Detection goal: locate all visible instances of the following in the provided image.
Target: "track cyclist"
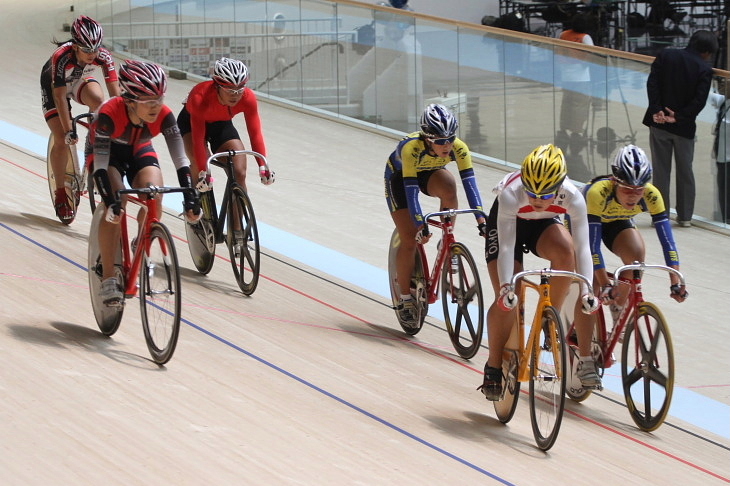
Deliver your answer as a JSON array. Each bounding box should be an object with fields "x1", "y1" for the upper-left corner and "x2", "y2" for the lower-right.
[
  {"x1": 41, "y1": 15, "x2": 120, "y2": 222},
  {"x1": 582, "y1": 144, "x2": 688, "y2": 323},
  {"x1": 479, "y1": 144, "x2": 599, "y2": 400},
  {"x1": 177, "y1": 57, "x2": 274, "y2": 194},
  {"x1": 90, "y1": 60, "x2": 200, "y2": 305},
  {"x1": 384, "y1": 103, "x2": 487, "y2": 329}
]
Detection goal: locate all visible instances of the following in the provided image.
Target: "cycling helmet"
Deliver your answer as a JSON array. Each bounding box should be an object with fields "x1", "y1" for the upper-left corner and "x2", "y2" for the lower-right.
[
  {"x1": 212, "y1": 58, "x2": 250, "y2": 89},
  {"x1": 119, "y1": 60, "x2": 167, "y2": 99},
  {"x1": 71, "y1": 16, "x2": 103, "y2": 50},
  {"x1": 521, "y1": 144, "x2": 567, "y2": 195},
  {"x1": 612, "y1": 144, "x2": 652, "y2": 186},
  {"x1": 419, "y1": 103, "x2": 458, "y2": 138}
]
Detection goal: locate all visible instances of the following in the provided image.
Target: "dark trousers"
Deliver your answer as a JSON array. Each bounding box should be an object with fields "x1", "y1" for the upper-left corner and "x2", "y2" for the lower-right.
[
  {"x1": 649, "y1": 126, "x2": 696, "y2": 221},
  {"x1": 718, "y1": 162, "x2": 730, "y2": 222}
]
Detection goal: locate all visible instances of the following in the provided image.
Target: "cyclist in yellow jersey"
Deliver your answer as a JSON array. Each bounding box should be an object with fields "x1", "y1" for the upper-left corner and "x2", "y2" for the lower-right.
[
  {"x1": 384, "y1": 104, "x2": 487, "y2": 328},
  {"x1": 582, "y1": 145, "x2": 688, "y2": 316}
]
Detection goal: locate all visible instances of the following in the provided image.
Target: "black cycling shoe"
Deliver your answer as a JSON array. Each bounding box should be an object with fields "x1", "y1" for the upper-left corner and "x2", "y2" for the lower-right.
[{"x1": 478, "y1": 365, "x2": 503, "y2": 401}]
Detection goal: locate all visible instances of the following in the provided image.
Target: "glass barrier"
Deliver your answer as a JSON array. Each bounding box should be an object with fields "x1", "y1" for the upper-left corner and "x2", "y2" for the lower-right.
[{"x1": 75, "y1": 0, "x2": 729, "y2": 228}]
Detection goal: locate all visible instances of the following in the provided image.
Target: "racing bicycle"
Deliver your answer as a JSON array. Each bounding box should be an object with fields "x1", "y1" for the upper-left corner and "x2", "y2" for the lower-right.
[
  {"x1": 184, "y1": 150, "x2": 270, "y2": 296},
  {"x1": 563, "y1": 262, "x2": 685, "y2": 431},
  {"x1": 88, "y1": 185, "x2": 196, "y2": 364},
  {"x1": 387, "y1": 208, "x2": 487, "y2": 359},
  {"x1": 491, "y1": 269, "x2": 593, "y2": 451}
]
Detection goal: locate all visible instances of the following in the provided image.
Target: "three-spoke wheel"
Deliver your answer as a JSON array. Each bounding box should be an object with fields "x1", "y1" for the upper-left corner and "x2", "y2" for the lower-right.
[{"x1": 621, "y1": 302, "x2": 674, "y2": 432}]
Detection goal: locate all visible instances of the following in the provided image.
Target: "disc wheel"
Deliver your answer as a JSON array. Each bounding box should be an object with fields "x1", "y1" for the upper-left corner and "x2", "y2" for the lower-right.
[
  {"x1": 87, "y1": 205, "x2": 124, "y2": 335},
  {"x1": 227, "y1": 186, "x2": 260, "y2": 295},
  {"x1": 185, "y1": 190, "x2": 216, "y2": 274},
  {"x1": 529, "y1": 306, "x2": 567, "y2": 451},
  {"x1": 493, "y1": 350, "x2": 521, "y2": 423},
  {"x1": 441, "y1": 242, "x2": 484, "y2": 359},
  {"x1": 140, "y1": 222, "x2": 182, "y2": 365},
  {"x1": 387, "y1": 229, "x2": 427, "y2": 335},
  {"x1": 621, "y1": 302, "x2": 674, "y2": 432}
]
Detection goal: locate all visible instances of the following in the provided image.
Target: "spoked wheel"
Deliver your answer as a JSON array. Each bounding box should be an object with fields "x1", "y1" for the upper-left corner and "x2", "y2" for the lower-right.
[
  {"x1": 494, "y1": 350, "x2": 521, "y2": 423},
  {"x1": 387, "y1": 229, "x2": 428, "y2": 335},
  {"x1": 621, "y1": 302, "x2": 674, "y2": 432},
  {"x1": 529, "y1": 306, "x2": 567, "y2": 451},
  {"x1": 227, "y1": 186, "x2": 260, "y2": 295},
  {"x1": 185, "y1": 191, "x2": 216, "y2": 274},
  {"x1": 140, "y1": 222, "x2": 182, "y2": 365},
  {"x1": 87, "y1": 205, "x2": 124, "y2": 335},
  {"x1": 47, "y1": 135, "x2": 80, "y2": 225},
  {"x1": 564, "y1": 315, "x2": 602, "y2": 403},
  {"x1": 441, "y1": 242, "x2": 484, "y2": 359}
]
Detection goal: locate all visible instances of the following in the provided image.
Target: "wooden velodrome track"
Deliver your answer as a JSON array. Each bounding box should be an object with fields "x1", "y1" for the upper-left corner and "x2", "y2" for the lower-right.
[{"x1": 1, "y1": 1, "x2": 728, "y2": 484}]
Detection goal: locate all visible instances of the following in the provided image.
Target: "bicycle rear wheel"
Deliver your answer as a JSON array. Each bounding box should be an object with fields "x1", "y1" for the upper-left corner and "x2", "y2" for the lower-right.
[
  {"x1": 493, "y1": 350, "x2": 521, "y2": 423},
  {"x1": 387, "y1": 229, "x2": 428, "y2": 335},
  {"x1": 140, "y1": 222, "x2": 182, "y2": 365},
  {"x1": 87, "y1": 205, "x2": 124, "y2": 335},
  {"x1": 441, "y1": 242, "x2": 484, "y2": 359},
  {"x1": 185, "y1": 190, "x2": 216, "y2": 274},
  {"x1": 621, "y1": 302, "x2": 674, "y2": 432},
  {"x1": 227, "y1": 186, "x2": 260, "y2": 295},
  {"x1": 47, "y1": 135, "x2": 80, "y2": 224},
  {"x1": 529, "y1": 305, "x2": 567, "y2": 451}
]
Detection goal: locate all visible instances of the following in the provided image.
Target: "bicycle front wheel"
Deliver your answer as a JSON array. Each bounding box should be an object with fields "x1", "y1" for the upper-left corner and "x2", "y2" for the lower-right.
[
  {"x1": 227, "y1": 186, "x2": 260, "y2": 295},
  {"x1": 140, "y1": 222, "x2": 182, "y2": 365},
  {"x1": 441, "y1": 242, "x2": 484, "y2": 359},
  {"x1": 387, "y1": 229, "x2": 428, "y2": 335},
  {"x1": 494, "y1": 350, "x2": 521, "y2": 423},
  {"x1": 529, "y1": 305, "x2": 567, "y2": 451},
  {"x1": 87, "y1": 205, "x2": 124, "y2": 335},
  {"x1": 621, "y1": 302, "x2": 674, "y2": 432}
]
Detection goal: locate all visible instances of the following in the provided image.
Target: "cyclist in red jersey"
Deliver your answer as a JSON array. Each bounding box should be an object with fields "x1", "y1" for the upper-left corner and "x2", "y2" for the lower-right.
[
  {"x1": 90, "y1": 60, "x2": 200, "y2": 305},
  {"x1": 177, "y1": 57, "x2": 274, "y2": 194},
  {"x1": 41, "y1": 16, "x2": 120, "y2": 222}
]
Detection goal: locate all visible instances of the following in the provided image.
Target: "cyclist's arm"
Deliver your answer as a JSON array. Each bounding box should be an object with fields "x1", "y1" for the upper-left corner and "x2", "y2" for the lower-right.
[
  {"x1": 91, "y1": 112, "x2": 116, "y2": 208},
  {"x1": 645, "y1": 184, "x2": 680, "y2": 272},
  {"x1": 239, "y1": 90, "x2": 267, "y2": 165},
  {"x1": 496, "y1": 190, "x2": 519, "y2": 288},
  {"x1": 159, "y1": 109, "x2": 189, "y2": 171},
  {"x1": 453, "y1": 141, "x2": 485, "y2": 221},
  {"x1": 52, "y1": 85, "x2": 73, "y2": 134},
  {"x1": 97, "y1": 48, "x2": 121, "y2": 97},
  {"x1": 566, "y1": 187, "x2": 593, "y2": 293},
  {"x1": 186, "y1": 88, "x2": 211, "y2": 172}
]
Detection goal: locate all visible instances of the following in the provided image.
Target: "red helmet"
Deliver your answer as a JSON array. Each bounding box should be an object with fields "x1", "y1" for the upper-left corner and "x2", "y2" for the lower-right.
[
  {"x1": 71, "y1": 16, "x2": 103, "y2": 50},
  {"x1": 119, "y1": 60, "x2": 167, "y2": 99}
]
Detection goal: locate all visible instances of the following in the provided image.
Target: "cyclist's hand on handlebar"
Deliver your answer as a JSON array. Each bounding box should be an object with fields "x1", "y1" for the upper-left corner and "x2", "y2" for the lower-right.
[
  {"x1": 477, "y1": 222, "x2": 488, "y2": 238},
  {"x1": 104, "y1": 202, "x2": 123, "y2": 224},
  {"x1": 64, "y1": 130, "x2": 78, "y2": 145},
  {"x1": 581, "y1": 293, "x2": 599, "y2": 314},
  {"x1": 196, "y1": 170, "x2": 213, "y2": 192},
  {"x1": 497, "y1": 284, "x2": 517, "y2": 311},
  {"x1": 259, "y1": 168, "x2": 275, "y2": 185},
  {"x1": 599, "y1": 284, "x2": 615, "y2": 304},
  {"x1": 415, "y1": 225, "x2": 431, "y2": 244},
  {"x1": 670, "y1": 284, "x2": 688, "y2": 303}
]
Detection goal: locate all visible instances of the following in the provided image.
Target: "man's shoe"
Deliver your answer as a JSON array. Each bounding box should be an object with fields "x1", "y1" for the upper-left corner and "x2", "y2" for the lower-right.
[
  {"x1": 677, "y1": 220, "x2": 691, "y2": 228},
  {"x1": 478, "y1": 365, "x2": 503, "y2": 401},
  {"x1": 101, "y1": 277, "x2": 123, "y2": 306},
  {"x1": 577, "y1": 359, "x2": 603, "y2": 390}
]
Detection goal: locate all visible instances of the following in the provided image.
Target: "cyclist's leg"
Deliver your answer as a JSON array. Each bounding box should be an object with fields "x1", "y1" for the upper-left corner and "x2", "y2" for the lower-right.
[
  {"x1": 424, "y1": 167, "x2": 458, "y2": 211},
  {"x1": 99, "y1": 167, "x2": 125, "y2": 281},
  {"x1": 391, "y1": 209, "x2": 418, "y2": 298},
  {"x1": 46, "y1": 116, "x2": 70, "y2": 193},
  {"x1": 129, "y1": 147, "x2": 164, "y2": 220},
  {"x1": 607, "y1": 224, "x2": 645, "y2": 305},
  {"x1": 75, "y1": 78, "x2": 105, "y2": 112},
  {"x1": 209, "y1": 121, "x2": 247, "y2": 190},
  {"x1": 485, "y1": 258, "x2": 521, "y2": 370}
]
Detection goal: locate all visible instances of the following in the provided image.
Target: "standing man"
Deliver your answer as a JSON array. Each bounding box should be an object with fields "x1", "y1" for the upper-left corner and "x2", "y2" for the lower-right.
[{"x1": 642, "y1": 30, "x2": 718, "y2": 227}]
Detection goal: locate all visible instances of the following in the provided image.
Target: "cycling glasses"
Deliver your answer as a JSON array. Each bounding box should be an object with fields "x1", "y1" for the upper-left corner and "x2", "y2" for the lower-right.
[
  {"x1": 616, "y1": 182, "x2": 645, "y2": 195},
  {"x1": 524, "y1": 188, "x2": 557, "y2": 200},
  {"x1": 426, "y1": 135, "x2": 456, "y2": 145},
  {"x1": 219, "y1": 86, "x2": 246, "y2": 95},
  {"x1": 77, "y1": 45, "x2": 99, "y2": 54},
  {"x1": 135, "y1": 96, "x2": 165, "y2": 107}
]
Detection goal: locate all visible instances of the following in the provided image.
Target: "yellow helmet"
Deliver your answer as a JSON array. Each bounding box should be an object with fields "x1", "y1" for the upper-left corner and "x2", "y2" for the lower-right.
[{"x1": 520, "y1": 144, "x2": 567, "y2": 195}]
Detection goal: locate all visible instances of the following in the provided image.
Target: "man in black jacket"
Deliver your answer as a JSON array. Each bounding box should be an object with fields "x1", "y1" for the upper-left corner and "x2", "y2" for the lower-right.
[{"x1": 642, "y1": 30, "x2": 718, "y2": 227}]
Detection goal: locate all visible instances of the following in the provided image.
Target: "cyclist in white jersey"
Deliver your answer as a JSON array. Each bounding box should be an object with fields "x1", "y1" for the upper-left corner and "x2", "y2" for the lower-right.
[{"x1": 478, "y1": 144, "x2": 599, "y2": 401}]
